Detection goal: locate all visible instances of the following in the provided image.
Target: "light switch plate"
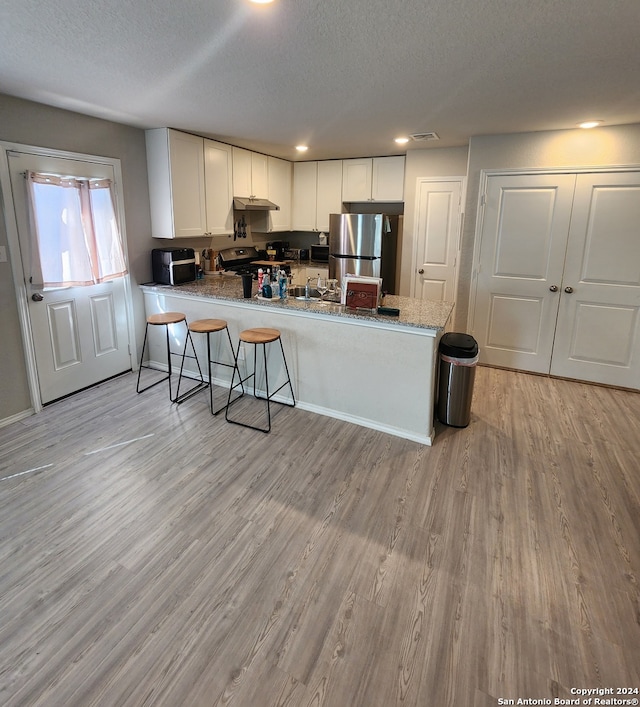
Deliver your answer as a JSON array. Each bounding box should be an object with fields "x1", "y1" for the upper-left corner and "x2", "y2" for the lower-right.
[{"x1": 0, "y1": 246, "x2": 7, "y2": 263}]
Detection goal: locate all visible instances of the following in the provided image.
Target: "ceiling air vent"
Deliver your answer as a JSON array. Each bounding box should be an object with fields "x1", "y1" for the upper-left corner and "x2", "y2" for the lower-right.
[{"x1": 410, "y1": 132, "x2": 440, "y2": 142}]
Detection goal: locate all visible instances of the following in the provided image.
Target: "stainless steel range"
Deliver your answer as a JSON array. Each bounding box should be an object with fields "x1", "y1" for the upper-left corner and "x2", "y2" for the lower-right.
[{"x1": 217, "y1": 246, "x2": 291, "y2": 279}]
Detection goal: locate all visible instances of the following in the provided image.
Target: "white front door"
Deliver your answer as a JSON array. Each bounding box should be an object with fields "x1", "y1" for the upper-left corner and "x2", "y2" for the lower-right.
[
  {"x1": 551, "y1": 172, "x2": 640, "y2": 388},
  {"x1": 8, "y1": 151, "x2": 132, "y2": 404},
  {"x1": 472, "y1": 170, "x2": 640, "y2": 390},
  {"x1": 412, "y1": 179, "x2": 463, "y2": 305}
]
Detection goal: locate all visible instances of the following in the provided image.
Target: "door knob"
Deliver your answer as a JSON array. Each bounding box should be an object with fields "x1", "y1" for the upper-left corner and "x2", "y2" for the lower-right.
[
  {"x1": 549, "y1": 285, "x2": 558, "y2": 292},
  {"x1": 564, "y1": 286, "x2": 574, "y2": 294},
  {"x1": 418, "y1": 268, "x2": 424, "y2": 274},
  {"x1": 32, "y1": 292, "x2": 44, "y2": 302}
]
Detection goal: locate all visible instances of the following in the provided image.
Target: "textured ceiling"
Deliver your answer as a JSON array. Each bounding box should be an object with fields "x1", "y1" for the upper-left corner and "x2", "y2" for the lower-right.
[{"x1": 1, "y1": 0, "x2": 639, "y2": 160}]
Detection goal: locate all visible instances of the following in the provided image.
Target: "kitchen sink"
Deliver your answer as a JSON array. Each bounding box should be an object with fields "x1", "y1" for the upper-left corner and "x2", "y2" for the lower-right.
[{"x1": 289, "y1": 285, "x2": 320, "y2": 300}]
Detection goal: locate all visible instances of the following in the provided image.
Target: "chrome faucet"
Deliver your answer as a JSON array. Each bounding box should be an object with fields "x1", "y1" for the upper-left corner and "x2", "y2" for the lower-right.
[{"x1": 305, "y1": 276, "x2": 312, "y2": 299}]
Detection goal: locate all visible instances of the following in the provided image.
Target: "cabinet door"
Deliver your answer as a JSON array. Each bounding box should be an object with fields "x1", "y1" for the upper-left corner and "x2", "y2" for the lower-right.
[
  {"x1": 251, "y1": 152, "x2": 269, "y2": 198},
  {"x1": 342, "y1": 158, "x2": 372, "y2": 202},
  {"x1": 316, "y1": 160, "x2": 343, "y2": 231},
  {"x1": 232, "y1": 147, "x2": 252, "y2": 197},
  {"x1": 204, "y1": 139, "x2": 234, "y2": 235},
  {"x1": 167, "y1": 130, "x2": 206, "y2": 237},
  {"x1": 306, "y1": 265, "x2": 329, "y2": 280},
  {"x1": 372, "y1": 156, "x2": 405, "y2": 201},
  {"x1": 292, "y1": 162, "x2": 318, "y2": 231},
  {"x1": 267, "y1": 156, "x2": 292, "y2": 231}
]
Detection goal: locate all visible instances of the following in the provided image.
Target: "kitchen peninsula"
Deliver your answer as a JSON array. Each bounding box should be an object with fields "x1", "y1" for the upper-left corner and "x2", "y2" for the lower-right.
[{"x1": 140, "y1": 278, "x2": 453, "y2": 445}]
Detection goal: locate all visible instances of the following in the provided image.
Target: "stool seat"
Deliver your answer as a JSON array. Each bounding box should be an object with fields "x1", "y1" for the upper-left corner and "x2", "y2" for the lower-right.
[
  {"x1": 147, "y1": 311, "x2": 186, "y2": 326},
  {"x1": 226, "y1": 326, "x2": 294, "y2": 433},
  {"x1": 240, "y1": 327, "x2": 281, "y2": 344},
  {"x1": 189, "y1": 318, "x2": 228, "y2": 334}
]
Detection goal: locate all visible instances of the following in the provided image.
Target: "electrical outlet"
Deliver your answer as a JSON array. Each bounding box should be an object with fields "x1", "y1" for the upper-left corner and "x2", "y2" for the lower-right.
[{"x1": 0, "y1": 246, "x2": 7, "y2": 263}]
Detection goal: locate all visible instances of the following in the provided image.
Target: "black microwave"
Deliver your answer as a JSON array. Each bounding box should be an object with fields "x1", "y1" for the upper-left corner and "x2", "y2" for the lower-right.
[
  {"x1": 310, "y1": 244, "x2": 329, "y2": 262},
  {"x1": 152, "y1": 248, "x2": 196, "y2": 285}
]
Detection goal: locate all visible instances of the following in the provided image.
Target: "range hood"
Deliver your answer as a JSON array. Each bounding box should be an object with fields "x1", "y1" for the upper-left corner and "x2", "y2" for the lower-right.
[{"x1": 233, "y1": 196, "x2": 280, "y2": 211}]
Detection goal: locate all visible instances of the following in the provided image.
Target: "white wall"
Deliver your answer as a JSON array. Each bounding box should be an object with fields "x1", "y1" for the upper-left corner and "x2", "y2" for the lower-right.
[{"x1": 458, "y1": 124, "x2": 640, "y2": 330}]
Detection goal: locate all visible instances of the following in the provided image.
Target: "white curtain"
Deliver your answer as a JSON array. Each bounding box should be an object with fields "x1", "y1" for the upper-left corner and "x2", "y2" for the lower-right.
[{"x1": 26, "y1": 171, "x2": 128, "y2": 288}]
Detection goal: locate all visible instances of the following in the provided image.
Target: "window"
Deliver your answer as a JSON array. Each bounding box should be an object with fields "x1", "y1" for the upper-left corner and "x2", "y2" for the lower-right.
[{"x1": 26, "y1": 171, "x2": 127, "y2": 287}]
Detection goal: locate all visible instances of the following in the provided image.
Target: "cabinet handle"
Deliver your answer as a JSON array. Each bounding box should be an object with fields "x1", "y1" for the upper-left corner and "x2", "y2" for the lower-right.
[
  {"x1": 564, "y1": 286, "x2": 574, "y2": 294},
  {"x1": 549, "y1": 285, "x2": 558, "y2": 292}
]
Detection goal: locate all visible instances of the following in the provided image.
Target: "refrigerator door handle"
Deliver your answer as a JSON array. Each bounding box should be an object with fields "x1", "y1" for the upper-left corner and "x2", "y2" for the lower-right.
[{"x1": 332, "y1": 253, "x2": 377, "y2": 261}]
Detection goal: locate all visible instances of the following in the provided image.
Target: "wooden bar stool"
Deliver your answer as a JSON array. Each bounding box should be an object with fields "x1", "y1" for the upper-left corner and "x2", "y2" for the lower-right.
[
  {"x1": 176, "y1": 318, "x2": 240, "y2": 414},
  {"x1": 225, "y1": 327, "x2": 295, "y2": 433},
  {"x1": 136, "y1": 311, "x2": 203, "y2": 401}
]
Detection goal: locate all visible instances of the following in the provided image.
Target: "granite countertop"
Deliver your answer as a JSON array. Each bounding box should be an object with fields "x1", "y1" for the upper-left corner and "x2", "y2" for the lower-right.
[{"x1": 141, "y1": 275, "x2": 454, "y2": 331}]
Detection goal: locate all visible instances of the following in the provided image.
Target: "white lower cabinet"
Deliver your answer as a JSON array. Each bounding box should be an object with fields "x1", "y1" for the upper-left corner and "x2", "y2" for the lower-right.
[{"x1": 288, "y1": 265, "x2": 328, "y2": 285}]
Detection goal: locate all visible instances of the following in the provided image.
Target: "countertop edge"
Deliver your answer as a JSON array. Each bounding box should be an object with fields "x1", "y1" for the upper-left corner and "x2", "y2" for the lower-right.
[{"x1": 140, "y1": 282, "x2": 454, "y2": 332}]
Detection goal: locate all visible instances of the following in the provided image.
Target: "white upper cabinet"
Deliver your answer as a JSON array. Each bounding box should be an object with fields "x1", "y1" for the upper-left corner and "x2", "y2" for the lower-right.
[
  {"x1": 146, "y1": 128, "x2": 207, "y2": 238},
  {"x1": 292, "y1": 160, "x2": 343, "y2": 231},
  {"x1": 204, "y1": 139, "x2": 234, "y2": 236},
  {"x1": 267, "y1": 156, "x2": 292, "y2": 232},
  {"x1": 316, "y1": 161, "x2": 344, "y2": 231},
  {"x1": 146, "y1": 128, "x2": 234, "y2": 238},
  {"x1": 292, "y1": 162, "x2": 318, "y2": 231},
  {"x1": 232, "y1": 147, "x2": 268, "y2": 198},
  {"x1": 342, "y1": 156, "x2": 405, "y2": 202}
]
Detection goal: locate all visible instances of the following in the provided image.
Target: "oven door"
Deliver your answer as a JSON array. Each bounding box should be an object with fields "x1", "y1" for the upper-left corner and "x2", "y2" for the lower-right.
[{"x1": 170, "y1": 259, "x2": 196, "y2": 284}]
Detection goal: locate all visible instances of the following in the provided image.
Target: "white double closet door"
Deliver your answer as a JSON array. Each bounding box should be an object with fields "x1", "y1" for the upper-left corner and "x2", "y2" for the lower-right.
[{"x1": 472, "y1": 171, "x2": 640, "y2": 390}]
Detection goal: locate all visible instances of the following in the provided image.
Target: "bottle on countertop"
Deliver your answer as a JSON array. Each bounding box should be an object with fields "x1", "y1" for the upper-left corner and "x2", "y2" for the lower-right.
[
  {"x1": 279, "y1": 270, "x2": 288, "y2": 299},
  {"x1": 262, "y1": 269, "x2": 272, "y2": 298},
  {"x1": 257, "y1": 268, "x2": 264, "y2": 291}
]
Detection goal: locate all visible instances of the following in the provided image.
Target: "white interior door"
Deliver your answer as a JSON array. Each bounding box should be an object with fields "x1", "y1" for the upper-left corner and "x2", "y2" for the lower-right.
[
  {"x1": 8, "y1": 151, "x2": 132, "y2": 404},
  {"x1": 413, "y1": 179, "x2": 463, "y2": 304},
  {"x1": 472, "y1": 173, "x2": 576, "y2": 373},
  {"x1": 551, "y1": 172, "x2": 640, "y2": 388}
]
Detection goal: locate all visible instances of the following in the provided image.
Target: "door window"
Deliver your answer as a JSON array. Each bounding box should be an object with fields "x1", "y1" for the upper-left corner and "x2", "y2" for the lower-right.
[{"x1": 26, "y1": 171, "x2": 127, "y2": 288}]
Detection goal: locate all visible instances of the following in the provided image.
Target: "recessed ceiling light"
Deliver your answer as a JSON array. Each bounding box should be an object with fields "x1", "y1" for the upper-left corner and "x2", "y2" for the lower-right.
[
  {"x1": 250, "y1": 0, "x2": 274, "y2": 4},
  {"x1": 394, "y1": 137, "x2": 410, "y2": 144},
  {"x1": 295, "y1": 145, "x2": 308, "y2": 152},
  {"x1": 578, "y1": 120, "x2": 603, "y2": 129}
]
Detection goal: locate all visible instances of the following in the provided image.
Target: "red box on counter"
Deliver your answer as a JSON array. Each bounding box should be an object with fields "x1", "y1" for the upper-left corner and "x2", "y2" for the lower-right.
[{"x1": 345, "y1": 282, "x2": 378, "y2": 311}]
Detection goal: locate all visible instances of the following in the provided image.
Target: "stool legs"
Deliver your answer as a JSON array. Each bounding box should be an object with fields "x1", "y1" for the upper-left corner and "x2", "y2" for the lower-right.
[
  {"x1": 174, "y1": 330, "x2": 206, "y2": 404},
  {"x1": 225, "y1": 336, "x2": 295, "y2": 433},
  {"x1": 176, "y1": 324, "x2": 241, "y2": 414},
  {"x1": 136, "y1": 320, "x2": 192, "y2": 401}
]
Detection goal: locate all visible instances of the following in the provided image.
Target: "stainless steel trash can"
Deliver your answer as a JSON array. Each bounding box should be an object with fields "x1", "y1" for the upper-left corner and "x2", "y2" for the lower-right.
[{"x1": 437, "y1": 332, "x2": 479, "y2": 427}]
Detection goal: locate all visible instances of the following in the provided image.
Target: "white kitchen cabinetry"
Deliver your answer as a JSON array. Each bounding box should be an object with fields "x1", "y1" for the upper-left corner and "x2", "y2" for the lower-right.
[
  {"x1": 146, "y1": 128, "x2": 234, "y2": 238},
  {"x1": 266, "y1": 156, "x2": 292, "y2": 232},
  {"x1": 292, "y1": 160, "x2": 343, "y2": 231},
  {"x1": 342, "y1": 156, "x2": 405, "y2": 202},
  {"x1": 146, "y1": 128, "x2": 207, "y2": 238},
  {"x1": 203, "y1": 139, "x2": 234, "y2": 235},
  {"x1": 287, "y1": 265, "x2": 329, "y2": 285},
  {"x1": 232, "y1": 147, "x2": 268, "y2": 198}
]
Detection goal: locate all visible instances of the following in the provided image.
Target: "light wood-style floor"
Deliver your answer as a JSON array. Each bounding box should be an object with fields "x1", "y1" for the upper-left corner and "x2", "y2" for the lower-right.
[{"x1": 1, "y1": 367, "x2": 639, "y2": 706}]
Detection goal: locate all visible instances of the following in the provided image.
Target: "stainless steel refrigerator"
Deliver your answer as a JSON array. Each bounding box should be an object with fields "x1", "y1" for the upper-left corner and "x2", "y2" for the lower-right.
[{"x1": 328, "y1": 213, "x2": 400, "y2": 293}]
